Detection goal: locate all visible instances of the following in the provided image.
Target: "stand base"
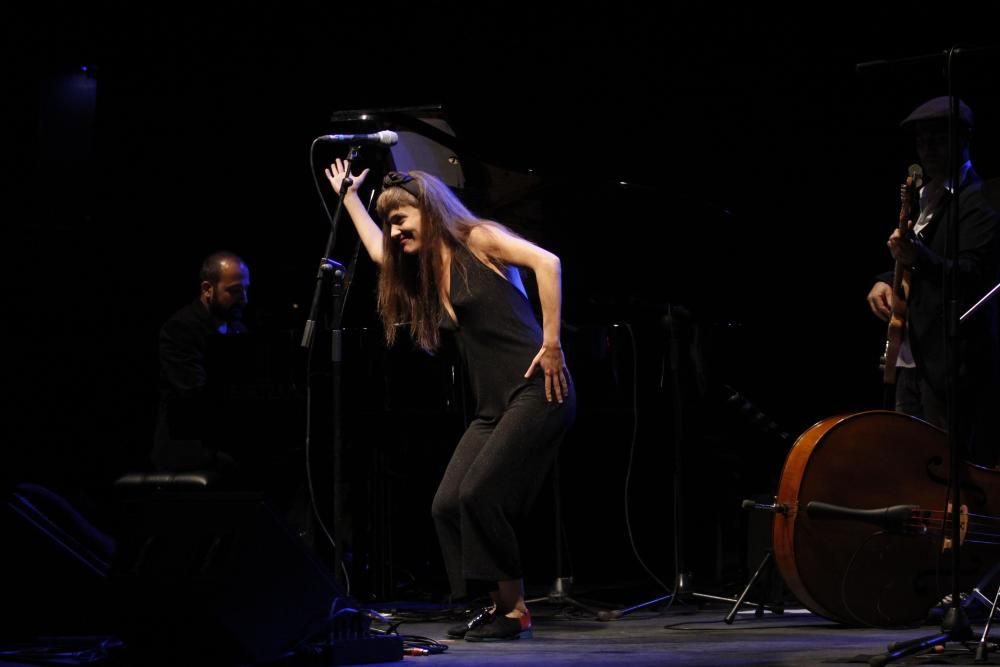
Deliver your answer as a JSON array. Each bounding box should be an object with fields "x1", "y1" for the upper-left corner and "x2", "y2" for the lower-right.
[
  {"x1": 715, "y1": 549, "x2": 785, "y2": 624},
  {"x1": 596, "y1": 573, "x2": 711, "y2": 622},
  {"x1": 526, "y1": 577, "x2": 603, "y2": 617},
  {"x1": 869, "y1": 607, "x2": 973, "y2": 666}
]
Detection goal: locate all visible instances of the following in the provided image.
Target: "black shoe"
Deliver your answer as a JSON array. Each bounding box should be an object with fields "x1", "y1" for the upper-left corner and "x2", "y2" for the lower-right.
[
  {"x1": 446, "y1": 606, "x2": 496, "y2": 639},
  {"x1": 464, "y1": 611, "x2": 532, "y2": 642}
]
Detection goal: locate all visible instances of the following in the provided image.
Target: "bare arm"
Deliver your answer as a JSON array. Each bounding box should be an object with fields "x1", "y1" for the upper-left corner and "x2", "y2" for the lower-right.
[
  {"x1": 324, "y1": 158, "x2": 384, "y2": 265},
  {"x1": 467, "y1": 225, "x2": 569, "y2": 403}
]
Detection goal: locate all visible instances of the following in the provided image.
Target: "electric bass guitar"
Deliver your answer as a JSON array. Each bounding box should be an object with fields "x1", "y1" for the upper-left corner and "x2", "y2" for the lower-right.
[{"x1": 880, "y1": 164, "x2": 923, "y2": 384}]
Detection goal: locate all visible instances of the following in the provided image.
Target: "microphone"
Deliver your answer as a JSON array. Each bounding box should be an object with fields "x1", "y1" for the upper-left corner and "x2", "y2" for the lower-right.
[
  {"x1": 741, "y1": 499, "x2": 788, "y2": 515},
  {"x1": 317, "y1": 130, "x2": 399, "y2": 146}
]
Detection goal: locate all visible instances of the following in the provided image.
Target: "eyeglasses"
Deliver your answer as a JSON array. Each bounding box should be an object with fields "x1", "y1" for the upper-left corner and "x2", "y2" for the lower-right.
[{"x1": 382, "y1": 170, "x2": 419, "y2": 198}]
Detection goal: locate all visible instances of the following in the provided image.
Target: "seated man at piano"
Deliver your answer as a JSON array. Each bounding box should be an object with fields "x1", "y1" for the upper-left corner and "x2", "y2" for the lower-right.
[{"x1": 151, "y1": 250, "x2": 250, "y2": 474}]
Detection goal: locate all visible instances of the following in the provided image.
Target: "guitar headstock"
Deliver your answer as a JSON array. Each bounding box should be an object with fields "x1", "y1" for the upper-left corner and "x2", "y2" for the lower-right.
[{"x1": 899, "y1": 163, "x2": 923, "y2": 228}]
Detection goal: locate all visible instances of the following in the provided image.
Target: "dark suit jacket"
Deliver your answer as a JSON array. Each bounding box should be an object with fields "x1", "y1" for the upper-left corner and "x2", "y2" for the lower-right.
[
  {"x1": 151, "y1": 300, "x2": 247, "y2": 472},
  {"x1": 905, "y1": 169, "x2": 1000, "y2": 401}
]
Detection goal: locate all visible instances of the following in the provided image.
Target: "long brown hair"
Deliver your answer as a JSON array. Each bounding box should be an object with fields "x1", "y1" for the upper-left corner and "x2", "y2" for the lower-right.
[{"x1": 374, "y1": 170, "x2": 509, "y2": 352}]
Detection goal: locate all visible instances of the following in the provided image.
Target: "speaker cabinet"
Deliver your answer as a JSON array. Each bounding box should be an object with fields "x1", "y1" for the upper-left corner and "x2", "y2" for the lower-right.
[{"x1": 111, "y1": 491, "x2": 341, "y2": 664}]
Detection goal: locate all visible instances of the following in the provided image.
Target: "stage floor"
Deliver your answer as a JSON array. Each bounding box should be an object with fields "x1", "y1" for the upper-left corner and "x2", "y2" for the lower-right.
[
  {"x1": 368, "y1": 599, "x2": 1000, "y2": 667},
  {"x1": 3, "y1": 600, "x2": 1000, "y2": 666}
]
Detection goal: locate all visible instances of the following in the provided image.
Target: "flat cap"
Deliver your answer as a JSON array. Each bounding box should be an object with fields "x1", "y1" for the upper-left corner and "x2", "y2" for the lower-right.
[{"x1": 900, "y1": 96, "x2": 974, "y2": 128}]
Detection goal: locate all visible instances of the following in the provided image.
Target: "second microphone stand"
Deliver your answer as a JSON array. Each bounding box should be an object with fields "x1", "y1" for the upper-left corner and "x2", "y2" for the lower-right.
[
  {"x1": 596, "y1": 305, "x2": 707, "y2": 622},
  {"x1": 867, "y1": 50, "x2": 980, "y2": 667}
]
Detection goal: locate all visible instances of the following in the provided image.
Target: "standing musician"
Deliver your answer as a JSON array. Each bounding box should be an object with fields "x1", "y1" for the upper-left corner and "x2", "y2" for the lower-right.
[
  {"x1": 866, "y1": 96, "x2": 1000, "y2": 467},
  {"x1": 325, "y1": 160, "x2": 576, "y2": 642}
]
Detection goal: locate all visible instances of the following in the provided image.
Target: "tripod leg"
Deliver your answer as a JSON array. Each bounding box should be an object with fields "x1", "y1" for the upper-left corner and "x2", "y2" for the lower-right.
[
  {"x1": 869, "y1": 607, "x2": 973, "y2": 666},
  {"x1": 974, "y1": 578, "x2": 1000, "y2": 661},
  {"x1": 869, "y1": 630, "x2": 952, "y2": 667},
  {"x1": 597, "y1": 594, "x2": 676, "y2": 621},
  {"x1": 724, "y1": 550, "x2": 773, "y2": 624},
  {"x1": 965, "y1": 562, "x2": 1000, "y2": 618}
]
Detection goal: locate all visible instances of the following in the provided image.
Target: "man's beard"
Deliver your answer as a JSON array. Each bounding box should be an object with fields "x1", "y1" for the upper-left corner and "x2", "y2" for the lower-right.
[{"x1": 210, "y1": 298, "x2": 243, "y2": 324}]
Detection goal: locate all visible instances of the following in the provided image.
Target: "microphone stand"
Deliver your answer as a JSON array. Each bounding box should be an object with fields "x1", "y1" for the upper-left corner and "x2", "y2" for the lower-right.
[
  {"x1": 596, "y1": 305, "x2": 705, "y2": 621},
  {"x1": 866, "y1": 46, "x2": 973, "y2": 667},
  {"x1": 302, "y1": 144, "x2": 358, "y2": 590}
]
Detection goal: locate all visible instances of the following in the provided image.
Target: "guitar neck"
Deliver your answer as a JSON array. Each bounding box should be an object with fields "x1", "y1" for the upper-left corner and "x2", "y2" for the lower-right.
[{"x1": 881, "y1": 167, "x2": 922, "y2": 385}]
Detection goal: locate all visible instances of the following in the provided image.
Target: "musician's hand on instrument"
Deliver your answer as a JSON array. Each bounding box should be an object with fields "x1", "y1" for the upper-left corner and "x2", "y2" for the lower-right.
[
  {"x1": 888, "y1": 223, "x2": 918, "y2": 266},
  {"x1": 324, "y1": 158, "x2": 369, "y2": 197},
  {"x1": 867, "y1": 281, "x2": 893, "y2": 321}
]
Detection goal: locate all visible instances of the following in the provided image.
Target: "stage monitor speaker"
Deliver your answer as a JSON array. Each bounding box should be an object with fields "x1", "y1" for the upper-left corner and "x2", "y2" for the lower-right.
[{"x1": 110, "y1": 491, "x2": 342, "y2": 665}]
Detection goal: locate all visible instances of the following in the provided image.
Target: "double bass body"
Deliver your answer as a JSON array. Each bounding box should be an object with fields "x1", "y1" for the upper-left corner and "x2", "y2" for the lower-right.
[{"x1": 772, "y1": 410, "x2": 1000, "y2": 627}]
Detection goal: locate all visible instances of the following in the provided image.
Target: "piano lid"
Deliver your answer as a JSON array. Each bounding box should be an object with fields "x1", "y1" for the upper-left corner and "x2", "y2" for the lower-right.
[
  {"x1": 323, "y1": 104, "x2": 750, "y2": 328},
  {"x1": 326, "y1": 105, "x2": 544, "y2": 221}
]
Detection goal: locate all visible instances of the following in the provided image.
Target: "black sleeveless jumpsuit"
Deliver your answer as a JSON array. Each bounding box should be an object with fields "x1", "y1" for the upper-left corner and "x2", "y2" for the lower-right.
[{"x1": 431, "y1": 243, "x2": 576, "y2": 597}]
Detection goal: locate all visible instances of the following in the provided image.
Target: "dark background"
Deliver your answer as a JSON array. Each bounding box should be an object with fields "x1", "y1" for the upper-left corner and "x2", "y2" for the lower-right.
[{"x1": 5, "y1": 4, "x2": 1000, "y2": 605}]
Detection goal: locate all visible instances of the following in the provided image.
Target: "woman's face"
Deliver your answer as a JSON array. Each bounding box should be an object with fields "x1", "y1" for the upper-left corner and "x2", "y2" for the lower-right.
[{"x1": 387, "y1": 205, "x2": 424, "y2": 254}]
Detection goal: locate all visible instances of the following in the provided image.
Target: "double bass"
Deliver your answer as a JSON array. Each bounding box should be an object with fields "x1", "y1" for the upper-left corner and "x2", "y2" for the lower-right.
[{"x1": 772, "y1": 411, "x2": 1000, "y2": 627}]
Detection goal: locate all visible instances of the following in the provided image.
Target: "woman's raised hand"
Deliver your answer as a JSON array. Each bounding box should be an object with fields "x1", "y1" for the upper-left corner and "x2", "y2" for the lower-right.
[{"x1": 324, "y1": 158, "x2": 369, "y2": 196}]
